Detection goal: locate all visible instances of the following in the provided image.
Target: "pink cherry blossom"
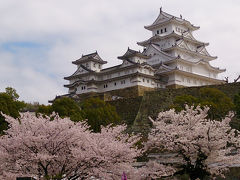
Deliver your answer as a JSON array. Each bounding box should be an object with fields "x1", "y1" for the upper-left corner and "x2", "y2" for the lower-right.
[
  {"x1": 145, "y1": 106, "x2": 240, "y2": 178},
  {"x1": 0, "y1": 113, "x2": 141, "y2": 179}
]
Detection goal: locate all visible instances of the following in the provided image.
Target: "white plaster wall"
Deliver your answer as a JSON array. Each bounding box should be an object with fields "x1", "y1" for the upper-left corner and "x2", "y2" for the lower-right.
[
  {"x1": 74, "y1": 72, "x2": 157, "y2": 95},
  {"x1": 176, "y1": 61, "x2": 219, "y2": 80},
  {"x1": 171, "y1": 73, "x2": 217, "y2": 87},
  {"x1": 177, "y1": 51, "x2": 202, "y2": 62},
  {"x1": 155, "y1": 37, "x2": 175, "y2": 49},
  {"x1": 137, "y1": 76, "x2": 156, "y2": 88},
  {"x1": 152, "y1": 24, "x2": 172, "y2": 36},
  {"x1": 97, "y1": 78, "x2": 136, "y2": 93},
  {"x1": 133, "y1": 57, "x2": 147, "y2": 64},
  {"x1": 145, "y1": 48, "x2": 174, "y2": 65},
  {"x1": 172, "y1": 24, "x2": 188, "y2": 35},
  {"x1": 89, "y1": 62, "x2": 101, "y2": 72},
  {"x1": 76, "y1": 85, "x2": 87, "y2": 94},
  {"x1": 176, "y1": 62, "x2": 192, "y2": 73},
  {"x1": 192, "y1": 64, "x2": 213, "y2": 77},
  {"x1": 166, "y1": 74, "x2": 178, "y2": 86}
]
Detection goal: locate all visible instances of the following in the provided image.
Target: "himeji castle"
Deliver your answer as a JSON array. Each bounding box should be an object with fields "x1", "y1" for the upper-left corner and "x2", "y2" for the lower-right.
[{"x1": 64, "y1": 9, "x2": 225, "y2": 99}]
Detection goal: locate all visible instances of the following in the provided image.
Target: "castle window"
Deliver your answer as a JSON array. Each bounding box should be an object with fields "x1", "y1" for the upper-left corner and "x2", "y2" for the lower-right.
[
  {"x1": 157, "y1": 30, "x2": 159, "y2": 34},
  {"x1": 147, "y1": 79, "x2": 149, "y2": 83},
  {"x1": 121, "y1": 80, "x2": 125, "y2": 84},
  {"x1": 104, "y1": 84, "x2": 108, "y2": 88},
  {"x1": 182, "y1": 77, "x2": 185, "y2": 82},
  {"x1": 165, "y1": 28, "x2": 167, "y2": 32},
  {"x1": 114, "y1": 82, "x2": 117, "y2": 86},
  {"x1": 161, "y1": 29, "x2": 163, "y2": 33},
  {"x1": 143, "y1": 78, "x2": 145, "y2": 82}
]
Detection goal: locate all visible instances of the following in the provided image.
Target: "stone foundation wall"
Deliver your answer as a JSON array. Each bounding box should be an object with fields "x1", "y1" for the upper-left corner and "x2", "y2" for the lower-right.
[
  {"x1": 132, "y1": 82, "x2": 240, "y2": 134},
  {"x1": 109, "y1": 97, "x2": 143, "y2": 128},
  {"x1": 166, "y1": 84, "x2": 185, "y2": 89},
  {"x1": 75, "y1": 86, "x2": 154, "y2": 102},
  {"x1": 103, "y1": 86, "x2": 154, "y2": 101}
]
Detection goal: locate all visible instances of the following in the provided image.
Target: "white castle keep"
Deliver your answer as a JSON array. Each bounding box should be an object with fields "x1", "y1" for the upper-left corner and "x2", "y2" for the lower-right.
[{"x1": 64, "y1": 9, "x2": 225, "y2": 97}]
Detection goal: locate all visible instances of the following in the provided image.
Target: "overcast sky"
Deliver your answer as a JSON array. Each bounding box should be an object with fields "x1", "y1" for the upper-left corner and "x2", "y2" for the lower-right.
[{"x1": 0, "y1": 0, "x2": 239, "y2": 104}]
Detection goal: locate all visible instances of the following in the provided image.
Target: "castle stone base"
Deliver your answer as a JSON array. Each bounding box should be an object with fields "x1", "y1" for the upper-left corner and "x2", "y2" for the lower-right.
[{"x1": 73, "y1": 85, "x2": 155, "y2": 101}]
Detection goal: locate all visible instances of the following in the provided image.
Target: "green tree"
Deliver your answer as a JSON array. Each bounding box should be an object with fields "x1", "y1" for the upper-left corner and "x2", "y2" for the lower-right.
[
  {"x1": 51, "y1": 97, "x2": 83, "y2": 121},
  {"x1": 172, "y1": 88, "x2": 234, "y2": 120},
  {"x1": 5, "y1": 87, "x2": 19, "y2": 101},
  {"x1": 37, "y1": 104, "x2": 52, "y2": 115},
  {"x1": 37, "y1": 97, "x2": 121, "y2": 133},
  {"x1": 0, "y1": 93, "x2": 20, "y2": 134},
  {"x1": 199, "y1": 88, "x2": 234, "y2": 120},
  {"x1": 80, "y1": 98, "x2": 121, "y2": 132},
  {"x1": 234, "y1": 92, "x2": 240, "y2": 118},
  {"x1": 173, "y1": 95, "x2": 199, "y2": 112}
]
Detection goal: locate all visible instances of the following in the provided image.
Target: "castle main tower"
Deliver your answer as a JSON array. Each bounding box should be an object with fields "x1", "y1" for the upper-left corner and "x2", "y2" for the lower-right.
[{"x1": 138, "y1": 8, "x2": 225, "y2": 88}]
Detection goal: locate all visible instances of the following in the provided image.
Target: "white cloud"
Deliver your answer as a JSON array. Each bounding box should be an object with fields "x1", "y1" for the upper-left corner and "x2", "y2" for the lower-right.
[{"x1": 0, "y1": 0, "x2": 239, "y2": 104}]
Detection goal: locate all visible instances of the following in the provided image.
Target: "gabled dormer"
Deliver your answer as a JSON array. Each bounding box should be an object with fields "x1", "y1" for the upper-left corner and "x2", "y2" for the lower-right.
[
  {"x1": 72, "y1": 51, "x2": 107, "y2": 72},
  {"x1": 144, "y1": 8, "x2": 199, "y2": 37},
  {"x1": 117, "y1": 48, "x2": 150, "y2": 66}
]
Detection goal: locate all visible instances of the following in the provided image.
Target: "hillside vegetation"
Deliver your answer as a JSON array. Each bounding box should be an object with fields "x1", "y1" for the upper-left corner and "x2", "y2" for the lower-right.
[{"x1": 130, "y1": 82, "x2": 240, "y2": 133}]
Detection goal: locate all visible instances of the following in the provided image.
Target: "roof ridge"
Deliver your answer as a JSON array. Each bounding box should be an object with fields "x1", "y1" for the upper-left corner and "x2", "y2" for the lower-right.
[
  {"x1": 82, "y1": 51, "x2": 97, "y2": 58},
  {"x1": 150, "y1": 43, "x2": 176, "y2": 58}
]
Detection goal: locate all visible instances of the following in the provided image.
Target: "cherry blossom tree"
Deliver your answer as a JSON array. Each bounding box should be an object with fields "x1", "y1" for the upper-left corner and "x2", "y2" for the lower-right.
[
  {"x1": 0, "y1": 112, "x2": 141, "y2": 180},
  {"x1": 145, "y1": 106, "x2": 240, "y2": 179}
]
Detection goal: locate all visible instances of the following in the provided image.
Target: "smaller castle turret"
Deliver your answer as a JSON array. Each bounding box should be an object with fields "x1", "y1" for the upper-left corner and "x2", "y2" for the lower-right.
[{"x1": 72, "y1": 51, "x2": 107, "y2": 72}]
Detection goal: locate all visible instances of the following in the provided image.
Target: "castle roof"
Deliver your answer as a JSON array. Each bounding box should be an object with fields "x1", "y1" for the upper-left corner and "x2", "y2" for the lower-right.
[
  {"x1": 64, "y1": 71, "x2": 157, "y2": 88},
  {"x1": 117, "y1": 47, "x2": 150, "y2": 60},
  {"x1": 157, "y1": 69, "x2": 225, "y2": 84},
  {"x1": 72, "y1": 51, "x2": 107, "y2": 65},
  {"x1": 64, "y1": 64, "x2": 95, "y2": 80},
  {"x1": 137, "y1": 31, "x2": 208, "y2": 47},
  {"x1": 163, "y1": 44, "x2": 217, "y2": 61},
  {"x1": 144, "y1": 43, "x2": 177, "y2": 60},
  {"x1": 64, "y1": 61, "x2": 154, "y2": 80},
  {"x1": 164, "y1": 57, "x2": 226, "y2": 73},
  {"x1": 144, "y1": 8, "x2": 200, "y2": 31}
]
